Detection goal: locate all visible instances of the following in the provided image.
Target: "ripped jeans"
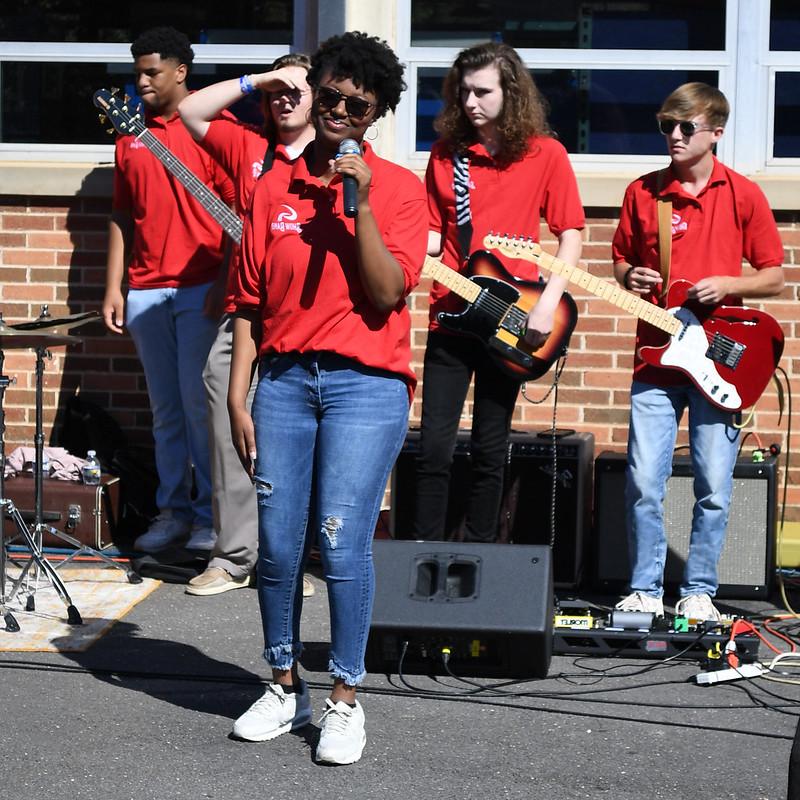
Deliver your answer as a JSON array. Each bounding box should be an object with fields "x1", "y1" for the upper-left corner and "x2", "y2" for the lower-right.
[{"x1": 251, "y1": 352, "x2": 410, "y2": 685}]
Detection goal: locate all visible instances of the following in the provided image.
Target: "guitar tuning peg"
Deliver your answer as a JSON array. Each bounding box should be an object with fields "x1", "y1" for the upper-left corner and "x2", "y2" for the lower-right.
[
  {"x1": 124, "y1": 93, "x2": 130, "y2": 102},
  {"x1": 97, "y1": 113, "x2": 107, "y2": 124},
  {"x1": 110, "y1": 87, "x2": 119, "y2": 95},
  {"x1": 106, "y1": 128, "x2": 115, "y2": 135}
]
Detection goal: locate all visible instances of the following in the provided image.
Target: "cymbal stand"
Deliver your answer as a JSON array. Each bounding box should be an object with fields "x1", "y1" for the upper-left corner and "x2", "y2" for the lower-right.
[
  {"x1": 2, "y1": 343, "x2": 82, "y2": 625},
  {"x1": 9, "y1": 341, "x2": 142, "y2": 602},
  {"x1": 0, "y1": 343, "x2": 20, "y2": 631}
]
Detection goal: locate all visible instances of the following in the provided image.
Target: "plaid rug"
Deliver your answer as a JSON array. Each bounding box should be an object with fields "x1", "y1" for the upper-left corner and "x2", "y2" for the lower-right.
[{"x1": 0, "y1": 566, "x2": 159, "y2": 652}]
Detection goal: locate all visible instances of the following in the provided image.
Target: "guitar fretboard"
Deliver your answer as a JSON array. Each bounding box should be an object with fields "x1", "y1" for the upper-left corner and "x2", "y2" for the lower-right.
[
  {"x1": 422, "y1": 256, "x2": 481, "y2": 302},
  {"x1": 135, "y1": 128, "x2": 243, "y2": 244},
  {"x1": 485, "y1": 236, "x2": 681, "y2": 336}
]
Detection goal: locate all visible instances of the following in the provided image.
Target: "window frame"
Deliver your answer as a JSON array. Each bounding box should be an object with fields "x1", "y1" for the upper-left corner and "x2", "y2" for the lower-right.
[{"x1": 0, "y1": 1, "x2": 305, "y2": 163}]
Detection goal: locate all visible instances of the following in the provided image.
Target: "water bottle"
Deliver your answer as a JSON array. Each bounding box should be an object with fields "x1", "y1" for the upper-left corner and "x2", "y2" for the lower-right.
[{"x1": 82, "y1": 450, "x2": 102, "y2": 485}]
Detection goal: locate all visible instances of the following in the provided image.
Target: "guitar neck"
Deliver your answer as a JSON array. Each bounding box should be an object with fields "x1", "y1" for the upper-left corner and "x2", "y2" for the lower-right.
[
  {"x1": 136, "y1": 129, "x2": 243, "y2": 244},
  {"x1": 422, "y1": 256, "x2": 482, "y2": 302},
  {"x1": 485, "y1": 237, "x2": 680, "y2": 335}
]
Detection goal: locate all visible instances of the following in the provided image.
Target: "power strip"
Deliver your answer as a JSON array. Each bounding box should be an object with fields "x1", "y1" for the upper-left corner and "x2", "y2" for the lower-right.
[{"x1": 695, "y1": 663, "x2": 765, "y2": 685}]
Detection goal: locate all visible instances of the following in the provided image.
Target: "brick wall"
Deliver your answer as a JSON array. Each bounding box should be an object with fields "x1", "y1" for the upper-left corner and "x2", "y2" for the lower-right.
[{"x1": 2, "y1": 195, "x2": 799, "y2": 519}]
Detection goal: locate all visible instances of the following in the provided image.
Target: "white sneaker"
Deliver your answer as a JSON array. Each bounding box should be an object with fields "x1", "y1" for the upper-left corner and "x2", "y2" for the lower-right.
[
  {"x1": 232, "y1": 681, "x2": 311, "y2": 742},
  {"x1": 675, "y1": 593, "x2": 722, "y2": 622},
  {"x1": 185, "y1": 524, "x2": 216, "y2": 551},
  {"x1": 615, "y1": 591, "x2": 664, "y2": 616},
  {"x1": 133, "y1": 512, "x2": 190, "y2": 553},
  {"x1": 316, "y1": 698, "x2": 366, "y2": 765}
]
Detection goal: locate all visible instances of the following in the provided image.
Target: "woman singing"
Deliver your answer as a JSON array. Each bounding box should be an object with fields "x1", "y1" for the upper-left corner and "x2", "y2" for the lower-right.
[{"x1": 228, "y1": 32, "x2": 427, "y2": 765}]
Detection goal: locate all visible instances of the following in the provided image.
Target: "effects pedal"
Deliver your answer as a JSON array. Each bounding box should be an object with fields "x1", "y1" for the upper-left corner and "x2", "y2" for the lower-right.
[{"x1": 552, "y1": 606, "x2": 760, "y2": 663}]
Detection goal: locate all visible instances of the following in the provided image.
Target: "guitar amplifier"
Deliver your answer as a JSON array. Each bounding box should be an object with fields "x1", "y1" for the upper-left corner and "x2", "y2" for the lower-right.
[
  {"x1": 391, "y1": 429, "x2": 594, "y2": 588},
  {"x1": 593, "y1": 451, "x2": 777, "y2": 598}
]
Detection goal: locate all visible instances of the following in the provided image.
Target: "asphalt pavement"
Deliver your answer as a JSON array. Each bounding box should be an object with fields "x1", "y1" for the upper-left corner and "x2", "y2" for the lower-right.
[{"x1": 0, "y1": 565, "x2": 797, "y2": 800}]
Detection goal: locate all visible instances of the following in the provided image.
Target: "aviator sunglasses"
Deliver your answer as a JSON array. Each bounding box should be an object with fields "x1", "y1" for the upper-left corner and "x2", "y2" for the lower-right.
[
  {"x1": 315, "y1": 85, "x2": 375, "y2": 120},
  {"x1": 657, "y1": 118, "x2": 716, "y2": 137}
]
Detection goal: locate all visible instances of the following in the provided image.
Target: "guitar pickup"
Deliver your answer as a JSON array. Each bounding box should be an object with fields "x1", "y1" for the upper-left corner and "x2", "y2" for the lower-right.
[{"x1": 707, "y1": 332, "x2": 744, "y2": 370}]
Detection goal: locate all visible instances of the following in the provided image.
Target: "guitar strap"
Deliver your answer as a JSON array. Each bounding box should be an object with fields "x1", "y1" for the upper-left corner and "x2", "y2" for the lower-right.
[
  {"x1": 656, "y1": 168, "x2": 672, "y2": 301},
  {"x1": 453, "y1": 152, "x2": 473, "y2": 263},
  {"x1": 260, "y1": 141, "x2": 276, "y2": 176}
]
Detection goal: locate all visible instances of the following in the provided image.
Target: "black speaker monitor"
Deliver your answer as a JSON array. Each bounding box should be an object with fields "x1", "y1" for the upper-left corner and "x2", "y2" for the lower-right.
[{"x1": 367, "y1": 539, "x2": 554, "y2": 679}]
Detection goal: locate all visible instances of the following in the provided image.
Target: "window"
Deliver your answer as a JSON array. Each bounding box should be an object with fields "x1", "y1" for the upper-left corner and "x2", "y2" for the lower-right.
[
  {"x1": 397, "y1": 0, "x2": 800, "y2": 176},
  {"x1": 0, "y1": 0, "x2": 296, "y2": 161}
]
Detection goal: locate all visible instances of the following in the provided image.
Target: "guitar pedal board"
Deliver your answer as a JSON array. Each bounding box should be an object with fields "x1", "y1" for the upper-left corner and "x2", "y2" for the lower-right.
[{"x1": 552, "y1": 606, "x2": 760, "y2": 663}]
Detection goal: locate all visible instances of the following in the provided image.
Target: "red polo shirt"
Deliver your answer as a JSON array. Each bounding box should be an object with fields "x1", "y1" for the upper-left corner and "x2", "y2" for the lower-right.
[
  {"x1": 612, "y1": 157, "x2": 784, "y2": 386},
  {"x1": 235, "y1": 142, "x2": 428, "y2": 393},
  {"x1": 201, "y1": 118, "x2": 297, "y2": 312},
  {"x1": 425, "y1": 135, "x2": 585, "y2": 329},
  {"x1": 112, "y1": 108, "x2": 235, "y2": 290}
]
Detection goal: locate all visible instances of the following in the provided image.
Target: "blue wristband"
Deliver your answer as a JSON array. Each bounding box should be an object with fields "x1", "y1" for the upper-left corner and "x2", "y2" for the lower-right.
[{"x1": 239, "y1": 74, "x2": 255, "y2": 94}]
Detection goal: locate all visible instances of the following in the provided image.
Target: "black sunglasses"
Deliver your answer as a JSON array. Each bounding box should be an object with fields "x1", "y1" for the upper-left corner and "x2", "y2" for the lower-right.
[
  {"x1": 315, "y1": 85, "x2": 375, "y2": 120},
  {"x1": 657, "y1": 118, "x2": 715, "y2": 137}
]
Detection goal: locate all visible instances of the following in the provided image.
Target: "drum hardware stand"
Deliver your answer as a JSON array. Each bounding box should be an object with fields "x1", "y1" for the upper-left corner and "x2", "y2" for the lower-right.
[{"x1": 0, "y1": 306, "x2": 140, "y2": 631}]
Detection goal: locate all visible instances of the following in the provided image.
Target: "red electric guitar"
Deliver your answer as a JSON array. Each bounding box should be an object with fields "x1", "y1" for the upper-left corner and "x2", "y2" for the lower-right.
[
  {"x1": 484, "y1": 233, "x2": 784, "y2": 412},
  {"x1": 422, "y1": 250, "x2": 578, "y2": 381}
]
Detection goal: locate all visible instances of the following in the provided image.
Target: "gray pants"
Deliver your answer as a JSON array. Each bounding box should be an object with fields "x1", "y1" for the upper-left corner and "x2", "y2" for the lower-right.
[{"x1": 202, "y1": 314, "x2": 258, "y2": 578}]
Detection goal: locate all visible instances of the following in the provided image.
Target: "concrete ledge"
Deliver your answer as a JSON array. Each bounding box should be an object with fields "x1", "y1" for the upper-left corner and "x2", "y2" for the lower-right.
[
  {"x1": 2, "y1": 161, "x2": 800, "y2": 212},
  {"x1": 0, "y1": 162, "x2": 114, "y2": 198}
]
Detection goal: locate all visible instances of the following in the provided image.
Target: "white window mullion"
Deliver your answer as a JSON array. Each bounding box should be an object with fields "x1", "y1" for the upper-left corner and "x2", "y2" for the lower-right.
[{"x1": 730, "y1": 0, "x2": 770, "y2": 173}]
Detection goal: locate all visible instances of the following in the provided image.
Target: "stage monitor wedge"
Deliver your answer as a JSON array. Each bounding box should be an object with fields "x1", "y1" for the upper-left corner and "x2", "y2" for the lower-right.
[{"x1": 367, "y1": 539, "x2": 553, "y2": 679}]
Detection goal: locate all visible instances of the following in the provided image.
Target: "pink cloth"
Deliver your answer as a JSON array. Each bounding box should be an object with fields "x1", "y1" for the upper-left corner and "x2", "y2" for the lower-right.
[{"x1": 4, "y1": 446, "x2": 89, "y2": 481}]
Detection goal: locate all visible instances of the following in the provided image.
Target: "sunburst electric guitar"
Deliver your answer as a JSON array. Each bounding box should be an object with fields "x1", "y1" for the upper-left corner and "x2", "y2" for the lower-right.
[
  {"x1": 422, "y1": 250, "x2": 578, "y2": 381},
  {"x1": 484, "y1": 234, "x2": 784, "y2": 412}
]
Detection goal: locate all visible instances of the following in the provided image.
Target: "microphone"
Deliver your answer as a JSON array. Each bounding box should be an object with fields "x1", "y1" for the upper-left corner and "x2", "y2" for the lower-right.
[{"x1": 337, "y1": 138, "x2": 361, "y2": 218}]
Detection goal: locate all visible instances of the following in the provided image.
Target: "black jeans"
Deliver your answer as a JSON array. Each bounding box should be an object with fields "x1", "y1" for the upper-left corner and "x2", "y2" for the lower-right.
[{"x1": 412, "y1": 331, "x2": 520, "y2": 543}]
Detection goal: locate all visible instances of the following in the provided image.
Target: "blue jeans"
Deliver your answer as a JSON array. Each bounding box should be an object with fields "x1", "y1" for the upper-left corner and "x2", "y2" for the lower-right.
[
  {"x1": 126, "y1": 284, "x2": 218, "y2": 527},
  {"x1": 625, "y1": 380, "x2": 739, "y2": 599},
  {"x1": 251, "y1": 352, "x2": 410, "y2": 685}
]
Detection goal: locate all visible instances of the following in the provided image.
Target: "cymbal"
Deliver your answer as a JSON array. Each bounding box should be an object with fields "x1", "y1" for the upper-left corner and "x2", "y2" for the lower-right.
[
  {"x1": 11, "y1": 310, "x2": 100, "y2": 334},
  {"x1": 0, "y1": 321, "x2": 75, "y2": 349}
]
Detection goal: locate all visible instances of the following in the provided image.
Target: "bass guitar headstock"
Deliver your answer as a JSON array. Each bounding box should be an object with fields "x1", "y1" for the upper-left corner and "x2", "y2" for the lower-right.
[{"x1": 92, "y1": 89, "x2": 146, "y2": 138}]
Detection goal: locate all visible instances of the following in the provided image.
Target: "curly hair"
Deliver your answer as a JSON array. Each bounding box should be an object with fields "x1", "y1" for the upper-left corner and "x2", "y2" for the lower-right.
[
  {"x1": 435, "y1": 42, "x2": 551, "y2": 164},
  {"x1": 657, "y1": 82, "x2": 729, "y2": 130},
  {"x1": 306, "y1": 31, "x2": 406, "y2": 117},
  {"x1": 131, "y1": 27, "x2": 194, "y2": 73}
]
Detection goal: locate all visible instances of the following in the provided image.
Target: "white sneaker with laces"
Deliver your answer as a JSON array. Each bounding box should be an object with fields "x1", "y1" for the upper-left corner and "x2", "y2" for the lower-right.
[
  {"x1": 133, "y1": 512, "x2": 190, "y2": 553},
  {"x1": 316, "y1": 698, "x2": 366, "y2": 765},
  {"x1": 615, "y1": 591, "x2": 664, "y2": 616},
  {"x1": 675, "y1": 593, "x2": 722, "y2": 622},
  {"x1": 232, "y1": 681, "x2": 311, "y2": 741},
  {"x1": 185, "y1": 524, "x2": 216, "y2": 551}
]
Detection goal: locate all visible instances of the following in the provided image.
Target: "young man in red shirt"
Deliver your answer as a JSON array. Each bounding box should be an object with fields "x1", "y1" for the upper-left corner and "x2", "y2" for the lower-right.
[
  {"x1": 178, "y1": 55, "x2": 315, "y2": 597},
  {"x1": 612, "y1": 82, "x2": 784, "y2": 621},
  {"x1": 102, "y1": 27, "x2": 234, "y2": 554},
  {"x1": 413, "y1": 42, "x2": 584, "y2": 543}
]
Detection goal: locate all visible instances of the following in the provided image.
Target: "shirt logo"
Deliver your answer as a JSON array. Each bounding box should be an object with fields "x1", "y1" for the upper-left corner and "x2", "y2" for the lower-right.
[
  {"x1": 671, "y1": 212, "x2": 688, "y2": 236},
  {"x1": 251, "y1": 160, "x2": 263, "y2": 179},
  {"x1": 271, "y1": 204, "x2": 302, "y2": 233}
]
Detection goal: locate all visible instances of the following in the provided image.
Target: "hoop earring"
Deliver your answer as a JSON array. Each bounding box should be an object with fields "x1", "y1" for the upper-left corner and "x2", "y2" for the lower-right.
[{"x1": 365, "y1": 123, "x2": 378, "y2": 141}]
